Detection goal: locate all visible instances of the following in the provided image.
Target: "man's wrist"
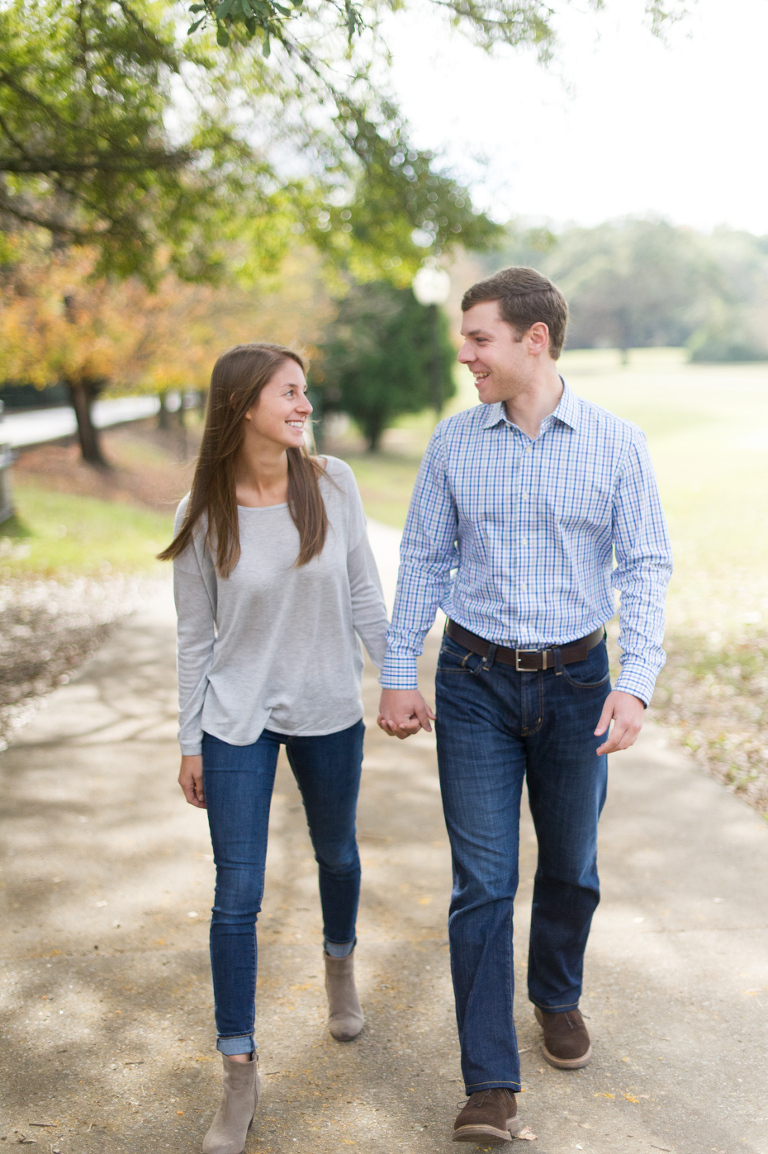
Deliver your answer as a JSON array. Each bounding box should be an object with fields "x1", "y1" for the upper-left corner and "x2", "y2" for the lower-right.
[
  {"x1": 614, "y1": 667, "x2": 654, "y2": 708},
  {"x1": 380, "y1": 653, "x2": 419, "y2": 690}
]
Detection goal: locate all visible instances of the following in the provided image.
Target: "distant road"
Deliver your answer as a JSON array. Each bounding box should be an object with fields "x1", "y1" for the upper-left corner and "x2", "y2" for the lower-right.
[{"x1": 1, "y1": 396, "x2": 160, "y2": 449}]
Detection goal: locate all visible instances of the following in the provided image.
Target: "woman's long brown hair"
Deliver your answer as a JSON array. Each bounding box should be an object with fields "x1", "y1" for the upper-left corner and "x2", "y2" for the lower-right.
[{"x1": 158, "y1": 343, "x2": 328, "y2": 576}]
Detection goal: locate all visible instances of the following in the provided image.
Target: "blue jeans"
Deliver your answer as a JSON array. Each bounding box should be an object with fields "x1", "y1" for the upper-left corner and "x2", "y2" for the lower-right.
[
  {"x1": 435, "y1": 633, "x2": 611, "y2": 1094},
  {"x1": 202, "y1": 721, "x2": 364, "y2": 1055}
]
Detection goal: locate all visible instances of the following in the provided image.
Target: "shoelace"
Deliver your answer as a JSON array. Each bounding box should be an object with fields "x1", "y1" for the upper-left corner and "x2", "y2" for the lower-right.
[{"x1": 457, "y1": 1089, "x2": 510, "y2": 1111}]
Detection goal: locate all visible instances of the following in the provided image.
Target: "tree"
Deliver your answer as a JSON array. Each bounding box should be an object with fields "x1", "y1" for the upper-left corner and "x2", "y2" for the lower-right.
[
  {"x1": 686, "y1": 227, "x2": 768, "y2": 362},
  {"x1": 0, "y1": 235, "x2": 342, "y2": 462},
  {"x1": 0, "y1": 238, "x2": 214, "y2": 463},
  {"x1": 316, "y1": 280, "x2": 456, "y2": 450},
  {"x1": 0, "y1": 0, "x2": 502, "y2": 286},
  {"x1": 188, "y1": 0, "x2": 688, "y2": 61}
]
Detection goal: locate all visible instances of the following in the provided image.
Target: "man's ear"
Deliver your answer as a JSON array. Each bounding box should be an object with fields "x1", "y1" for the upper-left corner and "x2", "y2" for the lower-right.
[{"x1": 527, "y1": 322, "x2": 550, "y2": 355}]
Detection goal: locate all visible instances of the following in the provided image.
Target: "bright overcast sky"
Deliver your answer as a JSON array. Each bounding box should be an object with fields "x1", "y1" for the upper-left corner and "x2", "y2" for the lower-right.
[{"x1": 384, "y1": 0, "x2": 767, "y2": 233}]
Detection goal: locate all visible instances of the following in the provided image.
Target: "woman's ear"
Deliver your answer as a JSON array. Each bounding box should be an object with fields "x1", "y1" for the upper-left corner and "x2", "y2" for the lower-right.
[{"x1": 232, "y1": 393, "x2": 253, "y2": 420}]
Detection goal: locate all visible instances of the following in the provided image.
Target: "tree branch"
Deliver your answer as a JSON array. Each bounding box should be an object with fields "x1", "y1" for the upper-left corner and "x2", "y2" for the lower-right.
[{"x1": 0, "y1": 150, "x2": 196, "y2": 174}]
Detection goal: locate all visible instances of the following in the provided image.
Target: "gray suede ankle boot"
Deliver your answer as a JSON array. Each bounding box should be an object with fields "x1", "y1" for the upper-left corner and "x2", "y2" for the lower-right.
[
  {"x1": 324, "y1": 949, "x2": 364, "y2": 1041},
  {"x1": 202, "y1": 1053, "x2": 261, "y2": 1154}
]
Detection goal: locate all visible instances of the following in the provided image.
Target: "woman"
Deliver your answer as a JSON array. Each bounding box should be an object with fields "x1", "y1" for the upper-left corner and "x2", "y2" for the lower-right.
[{"x1": 159, "y1": 343, "x2": 388, "y2": 1154}]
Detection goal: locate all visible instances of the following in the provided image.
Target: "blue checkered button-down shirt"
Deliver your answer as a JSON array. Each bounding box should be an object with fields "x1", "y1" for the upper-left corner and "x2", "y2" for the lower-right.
[{"x1": 381, "y1": 382, "x2": 672, "y2": 704}]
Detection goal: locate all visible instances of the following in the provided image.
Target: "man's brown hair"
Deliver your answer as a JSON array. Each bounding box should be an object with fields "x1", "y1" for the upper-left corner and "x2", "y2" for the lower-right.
[{"x1": 461, "y1": 266, "x2": 569, "y2": 359}]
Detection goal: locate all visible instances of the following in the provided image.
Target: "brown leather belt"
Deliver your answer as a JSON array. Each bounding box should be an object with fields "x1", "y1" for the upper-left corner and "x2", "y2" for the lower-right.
[{"x1": 445, "y1": 620, "x2": 605, "y2": 672}]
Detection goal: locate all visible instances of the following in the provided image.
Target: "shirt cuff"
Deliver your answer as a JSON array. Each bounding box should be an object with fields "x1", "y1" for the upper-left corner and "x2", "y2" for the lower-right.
[
  {"x1": 614, "y1": 662, "x2": 657, "y2": 707},
  {"x1": 380, "y1": 652, "x2": 420, "y2": 690},
  {"x1": 180, "y1": 739, "x2": 203, "y2": 756}
]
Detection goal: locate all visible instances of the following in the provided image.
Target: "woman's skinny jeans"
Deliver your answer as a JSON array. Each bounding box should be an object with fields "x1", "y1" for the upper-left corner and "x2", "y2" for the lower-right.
[{"x1": 202, "y1": 721, "x2": 364, "y2": 1056}]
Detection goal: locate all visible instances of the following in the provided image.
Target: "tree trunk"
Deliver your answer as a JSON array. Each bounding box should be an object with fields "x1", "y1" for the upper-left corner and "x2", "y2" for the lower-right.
[
  {"x1": 364, "y1": 413, "x2": 385, "y2": 452},
  {"x1": 157, "y1": 391, "x2": 171, "y2": 430},
  {"x1": 66, "y1": 379, "x2": 109, "y2": 467}
]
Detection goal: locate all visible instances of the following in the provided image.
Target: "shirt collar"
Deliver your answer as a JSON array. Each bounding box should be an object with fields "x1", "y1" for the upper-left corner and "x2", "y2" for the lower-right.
[{"x1": 480, "y1": 377, "x2": 579, "y2": 432}]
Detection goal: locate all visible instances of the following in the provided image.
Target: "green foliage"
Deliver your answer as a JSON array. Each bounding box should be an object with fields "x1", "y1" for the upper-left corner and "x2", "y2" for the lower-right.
[
  {"x1": 687, "y1": 326, "x2": 766, "y2": 364},
  {"x1": 0, "y1": 0, "x2": 501, "y2": 286},
  {"x1": 0, "y1": 0, "x2": 252, "y2": 282},
  {"x1": 317, "y1": 280, "x2": 456, "y2": 449},
  {"x1": 186, "y1": 0, "x2": 690, "y2": 57}
]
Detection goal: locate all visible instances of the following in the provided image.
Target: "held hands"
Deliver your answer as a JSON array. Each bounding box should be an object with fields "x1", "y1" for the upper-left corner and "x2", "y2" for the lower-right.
[
  {"x1": 378, "y1": 688, "x2": 436, "y2": 740},
  {"x1": 179, "y1": 754, "x2": 206, "y2": 808},
  {"x1": 594, "y1": 690, "x2": 645, "y2": 756}
]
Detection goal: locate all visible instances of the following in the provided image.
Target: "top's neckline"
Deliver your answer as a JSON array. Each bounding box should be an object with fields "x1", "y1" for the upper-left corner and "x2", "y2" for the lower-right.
[{"x1": 236, "y1": 502, "x2": 288, "y2": 511}]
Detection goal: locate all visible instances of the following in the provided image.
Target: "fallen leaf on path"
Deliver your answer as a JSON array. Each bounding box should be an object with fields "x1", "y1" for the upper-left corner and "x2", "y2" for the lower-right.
[
  {"x1": 594, "y1": 1092, "x2": 615, "y2": 1098},
  {"x1": 514, "y1": 1126, "x2": 537, "y2": 1140},
  {"x1": 623, "y1": 1094, "x2": 639, "y2": 1103}
]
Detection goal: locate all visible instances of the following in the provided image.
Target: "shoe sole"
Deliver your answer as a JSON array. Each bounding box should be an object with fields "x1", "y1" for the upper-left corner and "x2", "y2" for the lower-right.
[
  {"x1": 540, "y1": 1040, "x2": 592, "y2": 1069},
  {"x1": 453, "y1": 1118, "x2": 523, "y2": 1143}
]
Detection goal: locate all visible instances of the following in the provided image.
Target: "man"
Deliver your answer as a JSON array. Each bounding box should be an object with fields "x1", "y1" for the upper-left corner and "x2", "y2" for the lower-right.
[{"x1": 378, "y1": 267, "x2": 672, "y2": 1143}]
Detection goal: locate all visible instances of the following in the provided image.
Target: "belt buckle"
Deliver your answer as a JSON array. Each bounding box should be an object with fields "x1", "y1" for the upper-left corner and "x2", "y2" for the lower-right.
[{"x1": 514, "y1": 648, "x2": 538, "y2": 672}]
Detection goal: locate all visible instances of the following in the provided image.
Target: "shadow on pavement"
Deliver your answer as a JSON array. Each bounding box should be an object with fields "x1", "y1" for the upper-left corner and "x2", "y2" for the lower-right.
[{"x1": 1, "y1": 585, "x2": 767, "y2": 1154}]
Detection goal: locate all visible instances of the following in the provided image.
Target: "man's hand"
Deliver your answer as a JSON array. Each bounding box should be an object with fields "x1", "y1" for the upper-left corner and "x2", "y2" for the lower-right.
[
  {"x1": 378, "y1": 688, "x2": 436, "y2": 740},
  {"x1": 594, "y1": 690, "x2": 645, "y2": 756},
  {"x1": 179, "y1": 754, "x2": 206, "y2": 808}
]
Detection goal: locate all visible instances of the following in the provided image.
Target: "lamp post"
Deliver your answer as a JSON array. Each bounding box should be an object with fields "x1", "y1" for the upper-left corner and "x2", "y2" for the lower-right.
[
  {"x1": 412, "y1": 266, "x2": 451, "y2": 415},
  {"x1": 0, "y1": 400, "x2": 14, "y2": 524}
]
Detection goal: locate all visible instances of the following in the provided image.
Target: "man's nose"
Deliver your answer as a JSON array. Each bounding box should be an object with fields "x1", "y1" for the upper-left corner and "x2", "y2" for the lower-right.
[{"x1": 457, "y1": 342, "x2": 473, "y2": 364}]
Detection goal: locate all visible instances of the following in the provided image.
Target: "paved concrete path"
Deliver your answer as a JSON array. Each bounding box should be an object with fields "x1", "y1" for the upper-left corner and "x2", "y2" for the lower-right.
[
  {"x1": 2, "y1": 397, "x2": 161, "y2": 450},
  {"x1": 1, "y1": 523, "x2": 767, "y2": 1154}
]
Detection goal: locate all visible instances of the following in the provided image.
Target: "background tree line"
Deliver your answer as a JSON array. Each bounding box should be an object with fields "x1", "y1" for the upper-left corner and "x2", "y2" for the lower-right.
[{"x1": 489, "y1": 217, "x2": 768, "y2": 363}]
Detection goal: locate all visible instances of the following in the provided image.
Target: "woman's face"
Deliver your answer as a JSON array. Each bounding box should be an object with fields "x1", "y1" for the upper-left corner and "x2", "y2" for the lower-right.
[{"x1": 244, "y1": 360, "x2": 312, "y2": 449}]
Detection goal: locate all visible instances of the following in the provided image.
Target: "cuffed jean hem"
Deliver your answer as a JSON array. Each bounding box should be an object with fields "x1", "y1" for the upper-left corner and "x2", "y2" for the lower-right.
[
  {"x1": 217, "y1": 1034, "x2": 256, "y2": 1056},
  {"x1": 464, "y1": 1079, "x2": 522, "y2": 1094},
  {"x1": 324, "y1": 937, "x2": 356, "y2": 959},
  {"x1": 529, "y1": 997, "x2": 580, "y2": 1012}
]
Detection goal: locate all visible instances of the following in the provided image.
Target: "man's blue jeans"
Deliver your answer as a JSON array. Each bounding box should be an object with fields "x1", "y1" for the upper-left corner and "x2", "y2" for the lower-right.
[
  {"x1": 202, "y1": 721, "x2": 364, "y2": 1055},
  {"x1": 435, "y1": 633, "x2": 611, "y2": 1094}
]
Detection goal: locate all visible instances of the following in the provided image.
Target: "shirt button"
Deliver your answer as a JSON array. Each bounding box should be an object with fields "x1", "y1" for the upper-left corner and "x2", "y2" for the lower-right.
[
  {"x1": 521, "y1": 494, "x2": 529, "y2": 501},
  {"x1": 525, "y1": 446, "x2": 533, "y2": 453}
]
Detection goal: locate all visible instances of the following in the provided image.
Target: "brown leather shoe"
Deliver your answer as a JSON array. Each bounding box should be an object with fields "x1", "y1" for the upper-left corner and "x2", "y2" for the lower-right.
[
  {"x1": 534, "y1": 1006, "x2": 592, "y2": 1069},
  {"x1": 452, "y1": 1088, "x2": 522, "y2": 1143}
]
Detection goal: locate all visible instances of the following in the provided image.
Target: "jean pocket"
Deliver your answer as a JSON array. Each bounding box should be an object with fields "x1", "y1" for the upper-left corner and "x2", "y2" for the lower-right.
[
  {"x1": 437, "y1": 636, "x2": 482, "y2": 673},
  {"x1": 561, "y1": 644, "x2": 610, "y2": 690}
]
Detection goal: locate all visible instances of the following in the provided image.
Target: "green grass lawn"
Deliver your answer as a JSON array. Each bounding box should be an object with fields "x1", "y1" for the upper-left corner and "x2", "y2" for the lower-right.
[{"x1": 1, "y1": 483, "x2": 174, "y2": 580}]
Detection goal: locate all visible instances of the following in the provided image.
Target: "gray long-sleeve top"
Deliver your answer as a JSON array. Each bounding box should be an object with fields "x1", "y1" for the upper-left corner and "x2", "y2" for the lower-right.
[{"x1": 173, "y1": 456, "x2": 389, "y2": 755}]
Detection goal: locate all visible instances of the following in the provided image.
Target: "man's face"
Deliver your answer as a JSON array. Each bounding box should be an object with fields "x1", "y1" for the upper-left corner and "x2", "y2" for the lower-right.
[{"x1": 458, "y1": 300, "x2": 538, "y2": 405}]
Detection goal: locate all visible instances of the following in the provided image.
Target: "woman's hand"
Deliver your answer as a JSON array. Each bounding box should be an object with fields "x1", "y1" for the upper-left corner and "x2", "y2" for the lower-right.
[{"x1": 179, "y1": 754, "x2": 206, "y2": 808}]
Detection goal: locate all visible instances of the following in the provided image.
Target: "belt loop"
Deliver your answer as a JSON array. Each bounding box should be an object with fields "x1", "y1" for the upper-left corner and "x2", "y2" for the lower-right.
[
  {"x1": 481, "y1": 643, "x2": 498, "y2": 672},
  {"x1": 553, "y1": 646, "x2": 563, "y2": 676}
]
